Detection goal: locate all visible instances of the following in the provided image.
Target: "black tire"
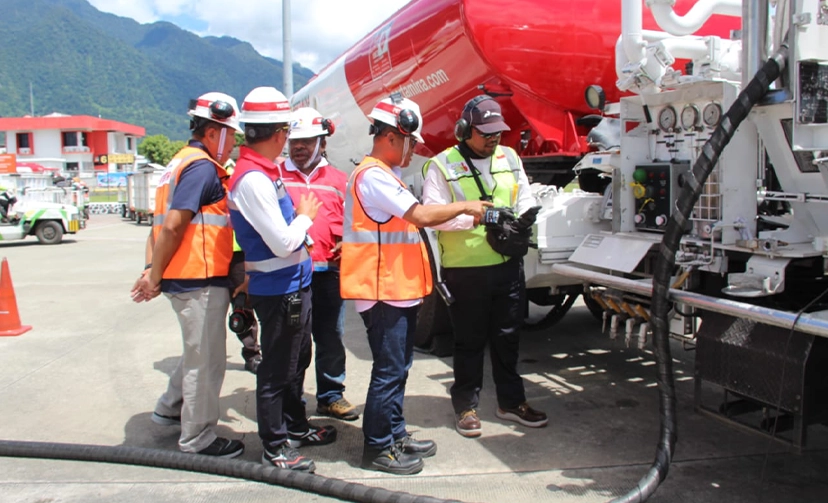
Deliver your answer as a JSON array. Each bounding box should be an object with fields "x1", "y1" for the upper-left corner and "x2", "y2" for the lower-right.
[
  {"x1": 414, "y1": 290, "x2": 454, "y2": 357},
  {"x1": 35, "y1": 221, "x2": 64, "y2": 245},
  {"x1": 582, "y1": 289, "x2": 606, "y2": 321},
  {"x1": 136, "y1": 214, "x2": 143, "y2": 224},
  {"x1": 147, "y1": 214, "x2": 154, "y2": 226}
]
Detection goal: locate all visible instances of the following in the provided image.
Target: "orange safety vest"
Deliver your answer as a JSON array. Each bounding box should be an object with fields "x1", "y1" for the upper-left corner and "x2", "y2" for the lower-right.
[
  {"x1": 340, "y1": 158, "x2": 432, "y2": 301},
  {"x1": 153, "y1": 146, "x2": 233, "y2": 280}
]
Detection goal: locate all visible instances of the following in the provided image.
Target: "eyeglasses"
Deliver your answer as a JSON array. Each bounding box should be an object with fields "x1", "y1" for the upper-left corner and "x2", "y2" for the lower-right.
[{"x1": 474, "y1": 128, "x2": 501, "y2": 140}]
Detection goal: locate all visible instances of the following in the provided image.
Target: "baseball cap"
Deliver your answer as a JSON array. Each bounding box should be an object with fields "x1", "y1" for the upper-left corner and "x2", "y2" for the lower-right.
[{"x1": 468, "y1": 99, "x2": 511, "y2": 135}]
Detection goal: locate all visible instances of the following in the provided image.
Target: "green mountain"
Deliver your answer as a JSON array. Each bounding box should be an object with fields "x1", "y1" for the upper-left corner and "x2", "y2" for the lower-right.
[{"x1": 0, "y1": 0, "x2": 315, "y2": 140}]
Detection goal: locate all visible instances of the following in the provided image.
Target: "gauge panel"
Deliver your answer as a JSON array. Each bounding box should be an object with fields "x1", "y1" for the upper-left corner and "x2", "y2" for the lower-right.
[
  {"x1": 658, "y1": 106, "x2": 677, "y2": 132},
  {"x1": 681, "y1": 104, "x2": 700, "y2": 131},
  {"x1": 703, "y1": 102, "x2": 722, "y2": 127}
]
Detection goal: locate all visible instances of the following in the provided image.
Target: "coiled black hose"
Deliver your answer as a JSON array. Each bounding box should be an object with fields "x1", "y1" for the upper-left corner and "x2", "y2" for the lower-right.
[
  {"x1": 0, "y1": 440, "x2": 461, "y2": 503},
  {"x1": 610, "y1": 46, "x2": 789, "y2": 503}
]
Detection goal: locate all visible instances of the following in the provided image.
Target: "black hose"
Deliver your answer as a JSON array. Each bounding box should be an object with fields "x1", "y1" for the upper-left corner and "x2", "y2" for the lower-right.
[
  {"x1": 0, "y1": 440, "x2": 462, "y2": 503},
  {"x1": 610, "y1": 46, "x2": 789, "y2": 503}
]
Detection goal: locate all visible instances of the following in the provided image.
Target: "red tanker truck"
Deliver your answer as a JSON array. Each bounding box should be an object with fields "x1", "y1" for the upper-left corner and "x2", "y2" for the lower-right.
[{"x1": 292, "y1": 0, "x2": 738, "y2": 190}]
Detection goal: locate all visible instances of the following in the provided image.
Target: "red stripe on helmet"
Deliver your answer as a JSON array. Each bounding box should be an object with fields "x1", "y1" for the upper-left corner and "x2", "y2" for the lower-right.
[
  {"x1": 242, "y1": 101, "x2": 290, "y2": 112},
  {"x1": 374, "y1": 101, "x2": 401, "y2": 115}
]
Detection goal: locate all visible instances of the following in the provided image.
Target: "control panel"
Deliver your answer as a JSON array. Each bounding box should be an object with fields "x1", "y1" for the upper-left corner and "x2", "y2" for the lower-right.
[{"x1": 631, "y1": 162, "x2": 691, "y2": 231}]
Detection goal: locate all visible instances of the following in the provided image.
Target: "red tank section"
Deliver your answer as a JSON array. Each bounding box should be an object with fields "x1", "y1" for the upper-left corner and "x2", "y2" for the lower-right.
[{"x1": 342, "y1": 0, "x2": 739, "y2": 177}]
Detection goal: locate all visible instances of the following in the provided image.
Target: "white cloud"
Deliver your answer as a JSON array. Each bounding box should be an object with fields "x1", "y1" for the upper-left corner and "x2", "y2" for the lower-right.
[{"x1": 87, "y1": 0, "x2": 411, "y2": 72}]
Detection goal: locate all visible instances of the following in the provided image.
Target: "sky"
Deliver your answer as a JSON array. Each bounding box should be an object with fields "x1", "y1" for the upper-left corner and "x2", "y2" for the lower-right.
[{"x1": 86, "y1": 0, "x2": 412, "y2": 73}]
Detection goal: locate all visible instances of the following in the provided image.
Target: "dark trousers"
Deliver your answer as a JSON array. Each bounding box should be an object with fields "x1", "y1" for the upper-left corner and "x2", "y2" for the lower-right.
[
  {"x1": 359, "y1": 302, "x2": 417, "y2": 449},
  {"x1": 251, "y1": 286, "x2": 312, "y2": 450},
  {"x1": 311, "y1": 271, "x2": 347, "y2": 405},
  {"x1": 443, "y1": 258, "x2": 526, "y2": 414}
]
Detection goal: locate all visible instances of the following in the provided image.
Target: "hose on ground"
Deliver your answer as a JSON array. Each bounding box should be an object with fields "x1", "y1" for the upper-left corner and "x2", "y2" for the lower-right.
[
  {"x1": 0, "y1": 440, "x2": 462, "y2": 503},
  {"x1": 609, "y1": 45, "x2": 789, "y2": 503}
]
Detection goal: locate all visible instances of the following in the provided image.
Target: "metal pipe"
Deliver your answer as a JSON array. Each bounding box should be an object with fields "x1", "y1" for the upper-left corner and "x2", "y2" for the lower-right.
[
  {"x1": 742, "y1": 0, "x2": 770, "y2": 88},
  {"x1": 621, "y1": 0, "x2": 646, "y2": 64},
  {"x1": 646, "y1": 0, "x2": 742, "y2": 37},
  {"x1": 282, "y1": 0, "x2": 293, "y2": 98},
  {"x1": 552, "y1": 263, "x2": 828, "y2": 338}
]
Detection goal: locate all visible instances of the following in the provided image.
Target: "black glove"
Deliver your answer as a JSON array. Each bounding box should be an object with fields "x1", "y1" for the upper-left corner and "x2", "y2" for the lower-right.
[
  {"x1": 513, "y1": 206, "x2": 541, "y2": 231},
  {"x1": 483, "y1": 207, "x2": 516, "y2": 227}
]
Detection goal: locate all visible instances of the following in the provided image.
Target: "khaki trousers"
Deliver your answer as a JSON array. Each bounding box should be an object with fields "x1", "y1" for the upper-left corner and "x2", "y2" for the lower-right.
[{"x1": 155, "y1": 285, "x2": 230, "y2": 453}]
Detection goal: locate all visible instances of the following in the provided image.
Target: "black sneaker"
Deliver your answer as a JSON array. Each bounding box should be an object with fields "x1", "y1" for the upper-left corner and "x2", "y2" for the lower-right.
[
  {"x1": 396, "y1": 433, "x2": 436, "y2": 458},
  {"x1": 151, "y1": 412, "x2": 181, "y2": 426},
  {"x1": 244, "y1": 354, "x2": 262, "y2": 374},
  {"x1": 287, "y1": 425, "x2": 338, "y2": 448},
  {"x1": 361, "y1": 444, "x2": 424, "y2": 475},
  {"x1": 263, "y1": 444, "x2": 316, "y2": 472},
  {"x1": 196, "y1": 437, "x2": 244, "y2": 458}
]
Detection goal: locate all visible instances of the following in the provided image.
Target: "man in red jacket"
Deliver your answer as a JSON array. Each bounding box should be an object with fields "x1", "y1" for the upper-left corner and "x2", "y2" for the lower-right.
[{"x1": 280, "y1": 107, "x2": 358, "y2": 421}]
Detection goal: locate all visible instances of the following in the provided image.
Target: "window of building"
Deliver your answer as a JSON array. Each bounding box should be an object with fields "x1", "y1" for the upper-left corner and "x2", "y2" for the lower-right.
[
  {"x1": 63, "y1": 131, "x2": 90, "y2": 152},
  {"x1": 62, "y1": 131, "x2": 78, "y2": 147},
  {"x1": 126, "y1": 137, "x2": 133, "y2": 150},
  {"x1": 16, "y1": 132, "x2": 33, "y2": 154},
  {"x1": 66, "y1": 162, "x2": 79, "y2": 172}
]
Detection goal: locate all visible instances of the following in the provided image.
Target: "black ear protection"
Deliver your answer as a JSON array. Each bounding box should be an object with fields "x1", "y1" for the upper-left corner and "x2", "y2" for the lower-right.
[
  {"x1": 454, "y1": 95, "x2": 494, "y2": 142},
  {"x1": 228, "y1": 293, "x2": 255, "y2": 335},
  {"x1": 369, "y1": 93, "x2": 420, "y2": 137}
]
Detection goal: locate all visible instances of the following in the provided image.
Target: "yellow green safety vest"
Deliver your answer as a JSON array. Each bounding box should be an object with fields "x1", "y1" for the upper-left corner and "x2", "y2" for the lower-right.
[
  {"x1": 423, "y1": 145, "x2": 521, "y2": 268},
  {"x1": 224, "y1": 164, "x2": 243, "y2": 253}
]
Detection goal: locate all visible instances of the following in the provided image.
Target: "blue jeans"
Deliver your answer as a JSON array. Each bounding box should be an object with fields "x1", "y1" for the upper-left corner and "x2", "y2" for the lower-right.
[
  {"x1": 311, "y1": 271, "x2": 347, "y2": 405},
  {"x1": 359, "y1": 302, "x2": 418, "y2": 449}
]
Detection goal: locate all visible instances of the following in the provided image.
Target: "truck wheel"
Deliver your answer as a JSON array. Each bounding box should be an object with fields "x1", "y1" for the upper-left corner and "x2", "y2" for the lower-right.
[
  {"x1": 147, "y1": 214, "x2": 154, "y2": 226},
  {"x1": 414, "y1": 290, "x2": 454, "y2": 357},
  {"x1": 35, "y1": 221, "x2": 64, "y2": 245},
  {"x1": 136, "y1": 214, "x2": 143, "y2": 224}
]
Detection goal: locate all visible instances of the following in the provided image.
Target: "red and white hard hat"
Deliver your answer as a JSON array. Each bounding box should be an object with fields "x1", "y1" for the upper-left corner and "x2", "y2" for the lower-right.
[
  {"x1": 367, "y1": 94, "x2": 425, "y2": 144},
  {"x1": 289, "y1": 107, "x2": 335, "y2": 139},
  {"x1": 187, "y1": 91, "x2": 242, "y2": 133},
  {"x1": 240, "y1": 87, "x2": 291, "y2": 124}
]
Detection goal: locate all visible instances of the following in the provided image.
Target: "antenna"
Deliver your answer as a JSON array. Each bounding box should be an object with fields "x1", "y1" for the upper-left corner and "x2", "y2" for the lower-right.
[
  {"x1": 29, "y1": 82, "x2": 34, "y2": 116},
  {"x1": 282, "y1": 0, "x2": 293, "y2": 98}
]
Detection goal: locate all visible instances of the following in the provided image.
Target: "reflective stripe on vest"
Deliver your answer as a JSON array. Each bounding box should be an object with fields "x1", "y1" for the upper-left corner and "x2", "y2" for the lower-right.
[
  {"x1": 423, "y1": 145, "x2": 521, "y2": 268},
  {"x1": 152, "y1": 146, "x2": 232, "y2": 279},
  {"x1": 340, "y1": 159, "x2": 432, "y2": 301},
  {"x1": 283, "y1": 181, "x2": 344, "y2": 200}
]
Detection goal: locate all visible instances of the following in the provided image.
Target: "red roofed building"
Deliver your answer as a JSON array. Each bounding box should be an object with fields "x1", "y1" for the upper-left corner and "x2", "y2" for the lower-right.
[{"x1": 0, "y1": 113, "x2": 145, "y2": 174}]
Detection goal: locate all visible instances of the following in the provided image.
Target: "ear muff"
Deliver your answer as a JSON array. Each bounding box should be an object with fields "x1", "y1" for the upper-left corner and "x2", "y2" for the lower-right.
[
  {"x1": 454, "y1": 95, "x2": 494, "y2": 142},
  {"x1": 397, "y1": 109, "x2": 419, "y2": 135},
  {"x1": 321, "y1": 118, "x2": 335, "y2": 136}
]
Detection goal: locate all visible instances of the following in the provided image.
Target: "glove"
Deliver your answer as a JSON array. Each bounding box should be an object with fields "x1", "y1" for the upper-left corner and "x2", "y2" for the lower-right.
[
  {"x1": 483, "y1": 207, "x2": 516, "y2": 227},
  {"x1": 513, "y1": 206, "x2": 541, "y2": 231}
]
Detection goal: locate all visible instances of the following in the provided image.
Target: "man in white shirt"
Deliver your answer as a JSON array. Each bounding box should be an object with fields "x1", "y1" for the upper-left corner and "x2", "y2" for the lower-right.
[
  {"x1": 340, "y1": 94, "x2": 491, "y2": 475},
  {"x1": 422, "y1": 95, "x2": 548, "y2": 439}
]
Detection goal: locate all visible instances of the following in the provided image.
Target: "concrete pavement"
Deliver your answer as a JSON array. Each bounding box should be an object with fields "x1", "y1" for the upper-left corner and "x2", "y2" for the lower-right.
[{"x1": 0, "y1": 214, "x2": 826, "y2": 503}]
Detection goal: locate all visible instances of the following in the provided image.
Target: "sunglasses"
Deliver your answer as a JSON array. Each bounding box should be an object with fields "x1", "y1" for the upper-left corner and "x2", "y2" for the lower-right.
[{"x1": 474, "y1": 128, "x2": 501, "y2": 140}]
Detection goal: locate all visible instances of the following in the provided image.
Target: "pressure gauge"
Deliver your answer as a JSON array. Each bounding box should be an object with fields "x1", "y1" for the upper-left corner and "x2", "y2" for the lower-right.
[
  {"x1": 658, "y1": 106, "x2": 677, "y2": 132},
  {"x1": 703, "y1": 102, "x2": 723, "y2": 127},
  {"x1": 681, "y1": 104, "x2": 700, "y2": 131}
]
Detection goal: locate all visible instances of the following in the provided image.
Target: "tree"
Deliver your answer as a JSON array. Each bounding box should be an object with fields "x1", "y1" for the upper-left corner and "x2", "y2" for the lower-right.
[{"x1": 139, "y1": 135, "x2": 185, "y2": 166}]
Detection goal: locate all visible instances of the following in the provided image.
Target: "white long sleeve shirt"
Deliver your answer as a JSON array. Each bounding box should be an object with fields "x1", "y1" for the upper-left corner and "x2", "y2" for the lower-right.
[
  {"x1": 422, "y1": 151, "x2": 535, "y2": 231},
  {"x1": 229, "y1": 171, "x2": 312, "y2": 258}
]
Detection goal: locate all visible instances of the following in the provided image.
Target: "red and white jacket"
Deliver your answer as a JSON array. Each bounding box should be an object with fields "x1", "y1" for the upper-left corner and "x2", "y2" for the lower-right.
[{"x1": 279, "y1": 157, "x2": 348, "y2": 272}]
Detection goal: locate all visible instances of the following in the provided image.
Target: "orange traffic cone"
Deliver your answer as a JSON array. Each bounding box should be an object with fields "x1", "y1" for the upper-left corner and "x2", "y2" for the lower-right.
[{"x1": 0, "y1": 258, "x2": 31, "y2": 336}]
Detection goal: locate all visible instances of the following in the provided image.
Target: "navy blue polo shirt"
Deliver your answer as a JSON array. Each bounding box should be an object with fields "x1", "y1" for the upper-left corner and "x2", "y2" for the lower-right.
[{"x1": 161, "y1": 140, "x2": 231, "y2": 294}]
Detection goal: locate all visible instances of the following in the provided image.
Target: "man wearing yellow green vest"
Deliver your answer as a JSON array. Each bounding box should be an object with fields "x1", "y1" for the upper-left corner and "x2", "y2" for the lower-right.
[{"x1": 422, "y1": 95, "x2": 547, "y2": 439}]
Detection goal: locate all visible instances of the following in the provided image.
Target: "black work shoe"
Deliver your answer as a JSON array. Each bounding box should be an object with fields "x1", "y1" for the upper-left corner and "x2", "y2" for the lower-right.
[
  {"x1": 151, "y1": 412, "x2": 181, "y2": 426},
  {"x1": 496, "y1": 402, "x2": 548, "y2": 428},
  {"x1": 244, "y1": 354, "x2": 262, "y2": 374},
  {"x1": 263, "y1": 444, "x2": 316, "y2": 472},
  {"x1": 196, "y1": 437, "x2": 244, "y2": 458},
  {"x1": 287, "y1": 425, "x2": 338, "y2": 448},
  {"x1": 361, "y1": 444, "x2": 424, "y2": 475},
  {"x1": 396, "y1": 433, "x2": 436, "y2": 458}
]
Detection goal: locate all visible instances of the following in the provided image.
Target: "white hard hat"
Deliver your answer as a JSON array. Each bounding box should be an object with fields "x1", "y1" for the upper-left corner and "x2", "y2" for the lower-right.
[
  {"x1": 289, "y1": 107, "x2": 335, "y2": 139},
  {"x1": 367, "y1": 94, "x2": 425, "y2": 144},
  {"x1": 188, "y1": 92, "x2": 242, "y2": 133},
  {"x1": 240, "y1": 87, "x2": 291, "y2": 124}
]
